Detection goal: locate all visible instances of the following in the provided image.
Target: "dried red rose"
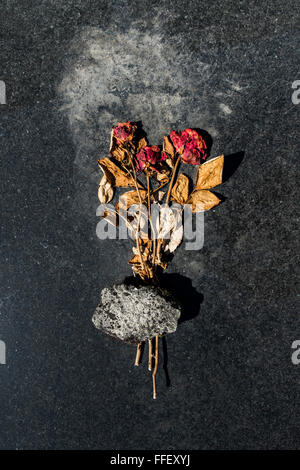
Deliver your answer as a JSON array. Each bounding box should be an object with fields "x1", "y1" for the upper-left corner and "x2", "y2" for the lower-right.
[
  {"x1": 113, "y1": 121, "x2": 136, "y2": 142},
  {"x1": 135, "y1": 145, "x2": 166, "y2": 173},
  {"x1": 170, "y1": 128, "x2": 207, "y2": 165}
]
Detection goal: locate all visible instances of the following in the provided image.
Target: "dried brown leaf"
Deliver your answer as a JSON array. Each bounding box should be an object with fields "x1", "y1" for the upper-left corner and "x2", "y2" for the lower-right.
[
  {"x1": 117, "y1": 190, "x2": 147, "y2": 212},
  {"x1": 195, "y1": 154, "x2": 224, "y2": 190},
  {"x1": 156, "y1": 173, "x2": 168, "y2": 183},
  {"x1": 171, "y1": 174, "x2": 189, "y2": 205},
  {"x1": 131, "y1": 263, "x2": 153, "y2": 280},
  {"x1": 163, "y1": 135, "x2": 175, "y2": 159},
  {"x1": 129, "y1": 240, "x2": 151, "y2": 264},
  {"x1": 112, "y1": 146, "x2": 128, "y2": 163},
  {"x1": 129, "y1": 240, "x2": 154, "y2": 280},
  {"x1": 155, "y1": 167, "x2": 170, "y2": 184},
  {"x1": 188, "y1": 190, "x2": 221, "y2": 212},
  {"x1": 128, "y1": 254, "x2": 142, "y2": 264},
  {"x1": 98, "y1": 158, "x2": 141, "y2": 188},
  {"x1": 109, "y1": 133, "x2": 130, "y2": 163},
  {"x1": 137, "y1": 136, "x2": 148, "y2": 152},
  {"x1": 156, "y1": 260, "x2": 168, "y2": 269}
]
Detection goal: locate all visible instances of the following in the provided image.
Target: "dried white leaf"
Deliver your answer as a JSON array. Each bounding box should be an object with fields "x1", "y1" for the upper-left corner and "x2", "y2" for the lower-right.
[
  {"x1": 158, "y1": 191, "x2": 165, "y2": 202},
  {"x1": 158, "y1": 206, "x2": 174, "y2": 239},
  {"x1": 98, "y1": 174, "x2": 114, "y2": 203},
  {"x1": 158, "y1": 204, "x2": 183, "y2": 253},
  {"x1": 127, "y1": 205, "x2": 149, "y2": 241},
  {"x1": 166, "y1": 158, "x2": 173, "y2": 169},
  {"x1": 165, "y1": 224, "x2": 183, "y2": 253},
  {"x1": 103, "y1": 208, "x2": 117, "y2": 227},
  {"x1": 109, "y1": 129, "x2": 114, "y2": 152}
]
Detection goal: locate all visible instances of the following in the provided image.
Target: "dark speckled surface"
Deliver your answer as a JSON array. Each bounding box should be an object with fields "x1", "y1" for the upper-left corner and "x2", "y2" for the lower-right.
[{"x1": 0, "y1": 1, "x2": 299, "y2": 450}]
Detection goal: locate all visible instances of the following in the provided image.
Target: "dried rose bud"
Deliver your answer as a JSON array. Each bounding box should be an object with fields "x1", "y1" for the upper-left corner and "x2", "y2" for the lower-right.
[
  {"x1": 113, "y1": 121, "x2": 136, "y2": 142},
  {"x1": 170, "y1": 128, "x2": 207, "y2": 165},
  {"x1": 135, "y1": 145, "x2": 166, "y2": 173}
]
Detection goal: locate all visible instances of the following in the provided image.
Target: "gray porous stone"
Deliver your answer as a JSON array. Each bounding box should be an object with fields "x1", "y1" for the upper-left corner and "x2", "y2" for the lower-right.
[{"x1": 92, "y1": 283, "x2": 181, "y2": 343}]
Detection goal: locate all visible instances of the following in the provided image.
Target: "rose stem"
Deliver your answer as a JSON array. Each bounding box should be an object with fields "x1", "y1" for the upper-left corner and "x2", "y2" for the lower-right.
[
  {"x1": 121, "y1": 162, "x2": 145, "y2": 190},
  {"x1": 150, "y1": 180, "x2": 169, "y2": 196},
  {"x1": 165, "y1": 155, "x2": 181, "y2": 205},
  {"x1": 146, "y1": 174, "x2": 151, "y2": 220},
  {"x1": 152, "y1": 335, "x2": 159, "y2": 399},
  {"x1": 135, "y1": 342, "x2": 142, "y2": 366},
  {"x1": 146, "y1": 174, "x2": 157, "y2": 267},
  {"x1": 148, "y1": 339, "x2": 152, "y2": 371},
  {"x1": 155, "y1": 155, "x2": 181, "y2": 266},
  {"x1": 128, "y1": 156, "x2": 148, "y2": 277}
]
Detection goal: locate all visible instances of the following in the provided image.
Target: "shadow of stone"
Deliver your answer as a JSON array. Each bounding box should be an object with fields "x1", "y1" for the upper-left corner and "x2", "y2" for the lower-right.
[
  {"x1": 156, "y1": 273, "x2": 203, "y2": 388},
  {"x1": 157, "y1": 273, "x2": 203, "y2": 325},
  {"x1": 162, "y1": 336, "x2": 171, "y2": 388},
  {"x1": 123, "y1": 273, "x2": 203, "y2": 387}
]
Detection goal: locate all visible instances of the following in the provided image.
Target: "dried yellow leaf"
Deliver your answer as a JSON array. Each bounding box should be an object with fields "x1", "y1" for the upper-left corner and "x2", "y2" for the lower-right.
[
  {"x1": 188, "y1": 190, "x2": 221, "y2": 212},
  {"x1": 195, "y1": 154, "x2": 224, "y2": 190},
  {"x1": 171, "y1": 174, "x2": 189, "y2": 205}
]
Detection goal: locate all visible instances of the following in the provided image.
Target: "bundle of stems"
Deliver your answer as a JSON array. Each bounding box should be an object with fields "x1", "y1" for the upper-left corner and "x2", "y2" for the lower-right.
[{"x1": 127, "y1": 149, "x2": 181, "y2": 399}]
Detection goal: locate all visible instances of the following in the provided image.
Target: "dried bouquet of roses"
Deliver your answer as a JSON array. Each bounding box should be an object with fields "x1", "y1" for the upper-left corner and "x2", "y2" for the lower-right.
[{"x1": 93, "y1": 121, "x2": 225, "y2": 399}]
